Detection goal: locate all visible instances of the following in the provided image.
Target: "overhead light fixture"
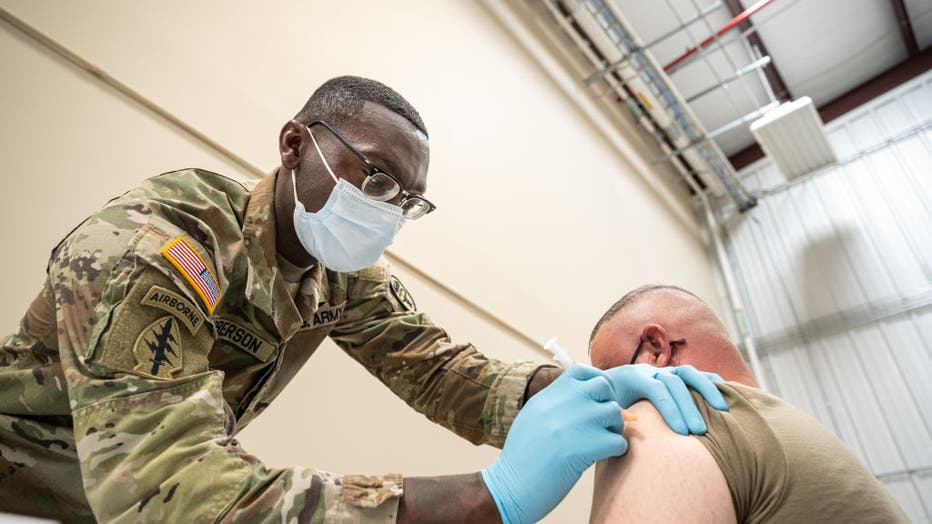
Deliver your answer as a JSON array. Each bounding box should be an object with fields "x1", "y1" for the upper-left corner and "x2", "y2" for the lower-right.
[{"x1": 749, "y1": 96, "x2": 837, "y2": 180}]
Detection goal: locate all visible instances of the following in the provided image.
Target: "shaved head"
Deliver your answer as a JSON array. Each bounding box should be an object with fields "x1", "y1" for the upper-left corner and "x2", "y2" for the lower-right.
[
  {"x1": 589, "y1": 286, "x2": 754, "y2": 385},
  {"x1": 589, "y1": 285, "x2": 702, "y2": 345}
]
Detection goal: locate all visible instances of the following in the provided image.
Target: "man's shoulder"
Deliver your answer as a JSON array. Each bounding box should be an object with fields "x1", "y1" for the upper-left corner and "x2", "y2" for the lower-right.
[
  {"x1": 139, "y1": 168, "x2": 252, "y2": 207},
  {"x1": 590, "y1": 399, "x2": 736, "y2": 523},
  {"x1": 338, "y1": 257, "x2": 420, "y2": 314},
  {"x1": 90, "y1": 168, "x2": 253, "y2": 243},
  {"x1": 697, "y1": 382, "x2": 910, "y2": 522},
  {"x1": 50, "y1": 169, "x2": 255, "y2": 298}
]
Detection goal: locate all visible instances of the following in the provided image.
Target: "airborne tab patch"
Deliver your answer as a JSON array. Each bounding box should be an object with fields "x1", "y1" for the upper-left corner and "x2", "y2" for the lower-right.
[
  {"x1": 214, "y1": 318, "x2": 277, "y2": 362},
  {"x1": 133, "y1": 316, "x2": 183, "y2": 380},
  {"x1": 140, "y1": 286, "x2": 205, "y2": 334},
  {"x1": 160, "y1": 237, "x2": 221, "y2": 313}
]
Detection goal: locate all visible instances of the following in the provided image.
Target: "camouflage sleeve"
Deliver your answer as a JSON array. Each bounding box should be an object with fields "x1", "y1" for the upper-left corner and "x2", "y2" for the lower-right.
[
  {"x1": 329, "y1": 259, "x2": 545, "y2": 448},
  {"x1": 52, "y1": 218, "x2": 401, "y2": 522}
]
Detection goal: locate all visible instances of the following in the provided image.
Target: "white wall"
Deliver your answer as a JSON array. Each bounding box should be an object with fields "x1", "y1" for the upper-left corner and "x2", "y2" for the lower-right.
[
  {"x1": 726, "y1": 71, "x2": 932, "y2": 522},
  {"x1": 0, "y1": 2, "x2": 722, "y2": 521}
]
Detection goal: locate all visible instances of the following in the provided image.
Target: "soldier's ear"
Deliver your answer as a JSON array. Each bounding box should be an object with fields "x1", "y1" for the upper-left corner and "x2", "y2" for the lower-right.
[
  {"x1": 279, "y1": 120, "x2": 307, "y2": 170},
  {"x1": 641, "y1": 324, "x2": 673, "y2": 366}
]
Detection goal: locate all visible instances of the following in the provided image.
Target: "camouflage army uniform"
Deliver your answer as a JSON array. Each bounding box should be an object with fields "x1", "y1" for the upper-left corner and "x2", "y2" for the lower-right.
[{"x1": 0, "y1": 169, "x2": 543, "y2": 523}]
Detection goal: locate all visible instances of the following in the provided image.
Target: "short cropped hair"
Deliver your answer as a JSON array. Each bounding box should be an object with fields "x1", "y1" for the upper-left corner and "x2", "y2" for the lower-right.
[
  {"x1": 294, "y1": 76, "x2": 428, "y2": 138},
  {"x1": 589, "y1": 284, "x2": 702, "y2": 345}
]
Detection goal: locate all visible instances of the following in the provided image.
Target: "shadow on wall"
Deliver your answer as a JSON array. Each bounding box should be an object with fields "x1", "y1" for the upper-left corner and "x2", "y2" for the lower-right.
[{"x1": 801, "y1": 225, "x2": 865, "y2": 324}]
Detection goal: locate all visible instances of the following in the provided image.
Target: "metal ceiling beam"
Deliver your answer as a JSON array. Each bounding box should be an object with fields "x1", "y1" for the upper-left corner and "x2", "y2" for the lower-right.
[
  {"x1": 685, "y1": 55, "x2": 772, "y2": 102},
  {"x1": 584, "y1": 1, "x2": 726, "y2": 86},
  {"x1": 728, "y1": 47, "x2": 932, "y2": 170},
  {"x1": 890, "y1": 0, "x2": 920, "y2": 58},
  {"x1": 723, "y1": 0, "x2": 792, "y2": 102}
]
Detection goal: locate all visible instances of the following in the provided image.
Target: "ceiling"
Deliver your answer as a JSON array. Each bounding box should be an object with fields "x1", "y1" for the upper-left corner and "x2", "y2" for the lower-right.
[{"x1": 611, "y1": 0, "x2": 931, "y2": 156}]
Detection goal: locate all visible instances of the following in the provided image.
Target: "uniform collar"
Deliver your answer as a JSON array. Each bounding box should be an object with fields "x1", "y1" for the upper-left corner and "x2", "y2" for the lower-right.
[{"x1": 242, "y1": 171, "x2": 324, "y2": 339}]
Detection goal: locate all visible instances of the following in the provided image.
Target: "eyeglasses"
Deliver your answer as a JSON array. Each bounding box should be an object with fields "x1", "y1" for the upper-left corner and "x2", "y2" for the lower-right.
[
  {"x1": 629, "y1": 337, "x2": 686, "y2": 365},
  {"x1": 306, "y1": 120, "x2": 436, "y2": 220}
]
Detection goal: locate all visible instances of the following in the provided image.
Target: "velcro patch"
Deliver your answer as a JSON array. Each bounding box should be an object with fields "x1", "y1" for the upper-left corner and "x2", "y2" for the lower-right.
[
  {"x1": 214, "y1": 318, "x2": 276, "y2": 362},
  {"x1": 297, "y1": 302, "x2": 347, "y2": 331},
  {"x1": 313, "y1": 302, "x2": 346, "y2": 328},
  {"x1": 133, "y1": 316, "x2": 183, "y2": 380},
  {"x1": 161, "y1": 237, "x2": 221, "y2": 313},
  {"x1": 140, "y1": 286, "x2": 205, "y2": 334}
]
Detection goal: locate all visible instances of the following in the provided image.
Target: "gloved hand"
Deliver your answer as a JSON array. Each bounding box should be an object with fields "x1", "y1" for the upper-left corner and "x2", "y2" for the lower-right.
[
  {"x1": 604, "y1": 364, "x2": 728, "y2": 435},
  {"x1": 481, "y1": 365, "x2": 627, "y2": 524}
]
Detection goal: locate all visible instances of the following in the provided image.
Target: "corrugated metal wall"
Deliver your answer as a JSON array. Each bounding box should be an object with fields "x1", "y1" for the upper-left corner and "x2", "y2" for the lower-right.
[{"x1": 722, "y1": 70, "x2": 932, "y2": 522}]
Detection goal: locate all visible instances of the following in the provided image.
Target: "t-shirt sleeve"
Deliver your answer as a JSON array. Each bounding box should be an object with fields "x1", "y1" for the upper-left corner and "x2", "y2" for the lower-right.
[{"x1": 691, "y1": 383, "x2": 788, "y2": 524}]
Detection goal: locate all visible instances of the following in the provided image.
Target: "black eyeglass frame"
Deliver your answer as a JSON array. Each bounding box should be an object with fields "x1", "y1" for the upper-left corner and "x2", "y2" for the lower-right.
[
  {"x1": 629, "y1": 337, "x2": 687, "y2": 365},
  {"x1": 306, "y1": 120, "x2": 436, "y2": 219}
]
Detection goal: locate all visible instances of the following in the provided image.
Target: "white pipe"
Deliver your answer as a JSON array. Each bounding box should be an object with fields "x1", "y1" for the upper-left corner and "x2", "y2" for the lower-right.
[{"x1": 700, "y1": 198, "x2": 769, "y2": 390}]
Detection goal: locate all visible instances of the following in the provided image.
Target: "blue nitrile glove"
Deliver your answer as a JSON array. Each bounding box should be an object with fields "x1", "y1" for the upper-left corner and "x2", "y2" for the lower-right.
[
  {"x1": 604, "y1": 364, "x2": 728, "y2": 435},
  {"x1": 481, "y1": 365, "x2": 627, "y2": 524}
]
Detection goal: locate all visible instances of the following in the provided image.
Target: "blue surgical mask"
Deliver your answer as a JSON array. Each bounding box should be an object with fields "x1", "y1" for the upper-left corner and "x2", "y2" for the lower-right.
[{"x1": 291, "y1": 130, "x2": 404, "y2": 272}]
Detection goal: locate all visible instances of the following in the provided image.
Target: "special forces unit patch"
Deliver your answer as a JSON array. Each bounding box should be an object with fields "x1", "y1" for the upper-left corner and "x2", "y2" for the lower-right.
[
  {"x1": 133, "y1": 316, "x2": 183, "y2": 380},
  {"x1": 390, "y1": 276, "x2": 416, "y2": 312}
]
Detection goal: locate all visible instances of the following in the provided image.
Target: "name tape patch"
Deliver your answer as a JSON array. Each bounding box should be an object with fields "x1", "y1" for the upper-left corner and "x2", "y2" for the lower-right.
[
  {"x1": 160, "y1": 237, "x2": 221, "y2": 313},
  {"x1": 140, "y1": 286, "x2": 205, "y2": 334},
  {"x1": 214, "y1": 318, "x2": 276, "y2": 362},
  {"x1": 299, "y1": 302, "x2": 346, "y2": 330}
]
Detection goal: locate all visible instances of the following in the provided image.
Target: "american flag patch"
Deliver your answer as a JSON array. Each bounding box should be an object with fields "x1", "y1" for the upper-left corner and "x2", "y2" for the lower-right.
[{"x1": 160, "y1": 237, "x2": 222, "y2": 313}]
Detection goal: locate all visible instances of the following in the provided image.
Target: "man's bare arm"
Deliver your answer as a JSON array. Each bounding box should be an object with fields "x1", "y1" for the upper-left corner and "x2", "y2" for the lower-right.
[{"x1": 589, "y1": 400, "x2": 736, "y2": 524}]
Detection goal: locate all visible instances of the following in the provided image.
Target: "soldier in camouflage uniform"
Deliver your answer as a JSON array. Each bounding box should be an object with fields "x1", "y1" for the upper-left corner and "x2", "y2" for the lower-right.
[{"x1": 0, "y1": 76, "x2": 724, "y2": 523}]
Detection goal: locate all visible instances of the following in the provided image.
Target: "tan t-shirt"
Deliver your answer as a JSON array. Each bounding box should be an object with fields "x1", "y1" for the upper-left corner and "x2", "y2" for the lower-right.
[{"x1": 694, "y1": 382, "x2": 909, "y2": 523}]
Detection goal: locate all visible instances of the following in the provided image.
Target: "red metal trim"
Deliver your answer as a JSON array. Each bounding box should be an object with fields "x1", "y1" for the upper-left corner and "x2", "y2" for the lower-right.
[{"x1": 663, "y1": 0, "x2": 776, "y2": 72}]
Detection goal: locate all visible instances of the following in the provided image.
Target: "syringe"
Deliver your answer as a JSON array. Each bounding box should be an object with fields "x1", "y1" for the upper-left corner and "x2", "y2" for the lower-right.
[
  {"x1": 543, "y1": 336, "x2": 637, "y2": 422},
  {"x1": 543, "y1": 336, "x2": 575, "y2": 368}
]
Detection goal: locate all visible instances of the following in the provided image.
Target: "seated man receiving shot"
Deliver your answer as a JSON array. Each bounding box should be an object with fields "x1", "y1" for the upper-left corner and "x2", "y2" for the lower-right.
[{"x1": 587, "y1": 285, "x2": 908, "y2": 523}]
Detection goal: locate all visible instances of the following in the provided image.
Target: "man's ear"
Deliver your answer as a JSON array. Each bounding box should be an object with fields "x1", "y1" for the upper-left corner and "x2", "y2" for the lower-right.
[
  {"x1": 640, "y1": 323, "x2": 673, "y2": 367},
  {"x1": 280, "y1": 120, "x2": 307, "y2": 170}
]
